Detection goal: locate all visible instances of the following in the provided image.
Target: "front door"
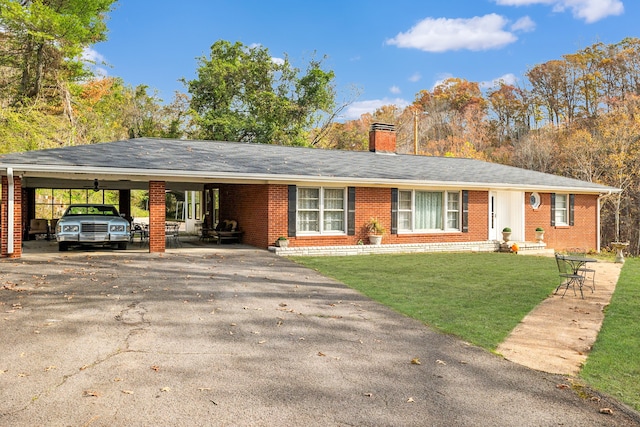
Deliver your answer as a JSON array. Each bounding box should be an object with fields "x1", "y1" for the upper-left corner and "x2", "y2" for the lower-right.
[{"x1": 489, "y1": 191, "x2": 524, "y2": 241}]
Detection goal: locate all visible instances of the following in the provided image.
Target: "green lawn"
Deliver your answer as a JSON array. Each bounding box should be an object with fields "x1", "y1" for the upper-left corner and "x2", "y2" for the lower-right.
[
  {"x1": 580, "y1": 258, "x2": 640, "y2": 411},
  {"x1": 292, "y1": 252, "x2": 640, "y2": 412},
  {"x1": 292, "y1": 252, "x2": 558, "y2": 350}
]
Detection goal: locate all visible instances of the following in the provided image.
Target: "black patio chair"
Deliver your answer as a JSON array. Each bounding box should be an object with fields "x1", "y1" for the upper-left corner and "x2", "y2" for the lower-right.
[{"x1": 554, "y1": 253, "x2": 585, "y2": 298}]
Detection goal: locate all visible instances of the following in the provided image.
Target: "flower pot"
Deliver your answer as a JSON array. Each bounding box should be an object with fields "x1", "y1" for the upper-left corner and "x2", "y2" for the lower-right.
[
  {"x1": 535, "y1": 231, "x2": 544, "y2": 242},
  {"x1": 276, "y1": 239, "x2": 289, "y2": 248},
  {"x1": 369, "y1": 234, "x2": 382, "y2": 245},
  {"x1": 501, "y1": 231, "x2": 511, "y2": 242}
]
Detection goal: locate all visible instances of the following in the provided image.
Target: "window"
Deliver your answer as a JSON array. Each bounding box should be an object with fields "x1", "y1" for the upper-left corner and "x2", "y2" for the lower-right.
[
  {"x1": 398, "y1": 190, "x2": 461, "y2": 232},
  {"x1": 35, "y1": 188, "x2": 119, "y2": 219},
  {"x1": 554, "y1": 194, "x2": 568, "y2": 225},
  {"x1": 297, "y1": 187, "x2": 345, "y2": 234}
]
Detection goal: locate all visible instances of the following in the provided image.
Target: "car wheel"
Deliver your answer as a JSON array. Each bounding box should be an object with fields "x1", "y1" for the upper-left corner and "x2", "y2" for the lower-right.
[
  {"x1": 58, "y1": 243, "x2": 69, "y2": 251},
  {"x1": 117, "y1": 242, "x2": 127, "y2": 250}
]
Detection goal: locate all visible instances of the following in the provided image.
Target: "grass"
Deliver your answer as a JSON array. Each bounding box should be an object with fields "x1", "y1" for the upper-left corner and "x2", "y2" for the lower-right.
[
  {"x1": 580, "y1": 258, "x2": 640, "y2": 411},
  {"x1": 292, "y1": 252, "x2": 558, "y2": 350},
  {"x1": 293, "y1": 252, "x2": 640, "y2": 412}
]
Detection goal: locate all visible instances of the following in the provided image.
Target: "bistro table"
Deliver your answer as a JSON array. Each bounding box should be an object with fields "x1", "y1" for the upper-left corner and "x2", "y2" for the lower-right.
[
  {"x1": 561, "y1": 255, "x2": 597, "y2": 275},
  {"x1": 555, "y1": 254, "x2": 597, "y2": 298}
]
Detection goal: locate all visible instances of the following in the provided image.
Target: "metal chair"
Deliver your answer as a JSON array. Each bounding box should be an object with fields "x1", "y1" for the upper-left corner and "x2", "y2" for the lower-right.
[
  {"x1": 165, "y1": 222, "x2": 182, "y2": 248},
  {"x1": 554, "y1": 253, "x2": 585, "y2": 298}
]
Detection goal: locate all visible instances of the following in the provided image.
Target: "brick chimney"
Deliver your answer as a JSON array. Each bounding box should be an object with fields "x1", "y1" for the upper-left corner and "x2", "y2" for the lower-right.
[{"x1": 369, "y1": 123, "x2": 396, "y2": 153}]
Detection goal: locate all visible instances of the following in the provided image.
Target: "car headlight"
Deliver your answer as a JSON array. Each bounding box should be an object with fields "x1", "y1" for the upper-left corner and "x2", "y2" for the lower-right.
[
  {"x1": 62, "y1": 225, "x2": 79, "y2": 232},
  {"x1": 110, "y1": 225, "x2": 125, "y2": 232}
]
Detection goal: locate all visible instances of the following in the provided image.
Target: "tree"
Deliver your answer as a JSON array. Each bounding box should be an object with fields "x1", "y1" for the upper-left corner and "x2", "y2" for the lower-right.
[
  {"x1": 185, "y1": 40, "x2": 336, "y2": 146},
  {"x1": 0, "y1": 0, "x2": 116, "y2": 110}
]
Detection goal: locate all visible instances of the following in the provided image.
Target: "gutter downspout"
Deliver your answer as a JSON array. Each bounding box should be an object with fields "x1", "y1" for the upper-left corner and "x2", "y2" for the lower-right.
[
  {"x1": 7, "y1": 167, "x2": 14, "y2": 254},
  {"x1": 597, "y1": 190, "x2": 613, "y2": 253}
]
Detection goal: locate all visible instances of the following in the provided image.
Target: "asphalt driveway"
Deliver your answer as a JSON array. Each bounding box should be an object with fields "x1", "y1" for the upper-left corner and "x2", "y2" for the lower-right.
[{"x1": 1, "y1": 245, "x2": 639, "y2": 426}]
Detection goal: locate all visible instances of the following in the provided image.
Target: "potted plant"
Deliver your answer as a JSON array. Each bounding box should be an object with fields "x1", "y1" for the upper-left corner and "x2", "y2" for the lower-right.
[
  {"x1": 535, "y1": 227, "x2": 544, "y2": 242},
  {"x1": 275, "y1": 236, "x2": 289, "y2": 248},
  {"x1": 501, "y1": 227, "x2": 512, "y2": 242},
  {"x1": 366, "y1": 218, "x2": 385, "y2": 245}
]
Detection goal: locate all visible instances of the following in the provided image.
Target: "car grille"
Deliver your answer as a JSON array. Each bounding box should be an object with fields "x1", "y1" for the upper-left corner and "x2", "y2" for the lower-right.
[{"x1": 81, "y1": 223, "x2": 108, "y2": 233}]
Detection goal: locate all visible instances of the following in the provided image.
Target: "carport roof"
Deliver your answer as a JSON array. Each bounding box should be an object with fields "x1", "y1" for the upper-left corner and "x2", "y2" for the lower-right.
[{"x1": 0, "y1": 137, "x2": 619, "y2": 193}]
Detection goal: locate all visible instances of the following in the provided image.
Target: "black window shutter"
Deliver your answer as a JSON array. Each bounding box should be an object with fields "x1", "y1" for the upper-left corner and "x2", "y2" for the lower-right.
[
  {"x1": 391, "y1": 188, "x2": 398, "y2": 235},
  {"x1": 569, "y1": 194, "x2": 575, "y2": 226},
  {"x1": 347, "y1": 187, "x2": 356, "y2": 236},
  {"x1": 462, "y1": 190, "x2": 469, "y2": 233},
  {"x1": 550, "y1": 193, "x2": 556, "y2": 226},
  {"x1": 287, "y1": 185, "x2": 297, "y2": 237}
]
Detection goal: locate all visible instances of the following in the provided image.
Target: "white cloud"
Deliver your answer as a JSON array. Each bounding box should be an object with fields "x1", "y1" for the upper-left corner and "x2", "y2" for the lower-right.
[
  {"x1": 432, "y1": 73, "x2": 454, "y2": 89},
  {"x1": 386, "y1": 14, "x2": 517, "y2": 52},
  {"x1": 82, "y1": 47, "x2": 108, "y2": 77},
  {"x1": 408, "y1": 72, "x2": 422, "y2": 83},
  {"x1": 82, "y1": 47, "x2": 106, "y2": 64},
  {"x1": 511, "y1": 16, "x2": 536, "y2": 32},
  {"x1": 390, "y1": 85, "x2": 401, "y2": 94},
  {"x1": 494, "y1": 0, "x2": 624, "y2": 23},
  {"x1": 271, "y1": 57, "x2": 285, "y2": 65},
  {"x1": 342, "y1": 98, "x2": 410, "y2": 120},
  {"x1": 480, "y1": 73, "x2": 519, "y2": 88}
]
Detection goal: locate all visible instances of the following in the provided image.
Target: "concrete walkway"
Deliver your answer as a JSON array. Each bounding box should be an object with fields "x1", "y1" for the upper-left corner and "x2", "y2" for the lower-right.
[{"x1": 497, "y1": 259, "x2": 622, "y2": 375}]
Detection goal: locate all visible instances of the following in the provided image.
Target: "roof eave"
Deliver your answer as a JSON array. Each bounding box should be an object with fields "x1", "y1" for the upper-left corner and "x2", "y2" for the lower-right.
[{"x1": 3, "y1": 164, "x2": 620, "y2": 195}]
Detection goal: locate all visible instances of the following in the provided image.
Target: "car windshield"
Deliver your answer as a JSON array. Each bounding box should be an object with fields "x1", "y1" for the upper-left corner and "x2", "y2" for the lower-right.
[{"x1": 64, "y1": 206, "x2": 120, "y2": 217}]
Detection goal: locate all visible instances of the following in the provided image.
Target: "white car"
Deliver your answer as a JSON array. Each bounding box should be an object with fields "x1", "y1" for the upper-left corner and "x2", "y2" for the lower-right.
[{"x1": 56, "y1": 204, "x2": 130, "y2": 251}]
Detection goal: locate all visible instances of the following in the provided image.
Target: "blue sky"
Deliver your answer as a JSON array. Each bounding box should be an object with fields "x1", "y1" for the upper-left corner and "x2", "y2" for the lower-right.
[{"x1": 92, "y1": 0, "x2": 637, "y2": 120}]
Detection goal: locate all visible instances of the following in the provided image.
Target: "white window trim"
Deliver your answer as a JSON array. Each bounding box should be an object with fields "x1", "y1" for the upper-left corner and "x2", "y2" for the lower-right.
[
  {"x1": 297, "y1": 187, "x2": 347, "y2": 235},
  {"x1": 398, "y1": 190, "x2": 462, "y2": 233},
  {"x1": 555, "y1": 193, "x2": 569, "y2": 226}
]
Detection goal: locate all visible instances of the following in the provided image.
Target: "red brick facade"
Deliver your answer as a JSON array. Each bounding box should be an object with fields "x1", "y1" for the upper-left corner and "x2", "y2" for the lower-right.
[
  {"x1": 524, "y1": 192, "x2": 598, "y2": 251},
  {"x1": 0, "y1": 178, "x2": 601, "y2": 257},
  {"x1": 211, "y1": 184, "x2": 599, "y2": 251},
  {"x1": 148, "y1": 181, "x2": 166, "y2": 253},
  {"x1": 1, "y1": 175, "x2": 22, "y2": 258}
]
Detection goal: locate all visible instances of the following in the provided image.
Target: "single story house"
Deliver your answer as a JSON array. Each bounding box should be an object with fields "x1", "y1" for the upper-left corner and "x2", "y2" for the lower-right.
[{"x1": 0, "y1": 123, "x2": 619, "y2": 258}]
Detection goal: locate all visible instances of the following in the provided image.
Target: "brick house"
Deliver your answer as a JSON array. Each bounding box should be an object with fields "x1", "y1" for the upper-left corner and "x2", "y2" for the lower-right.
[{"x1": 0, "y1": 124, "x2": 619, "y2": 258}]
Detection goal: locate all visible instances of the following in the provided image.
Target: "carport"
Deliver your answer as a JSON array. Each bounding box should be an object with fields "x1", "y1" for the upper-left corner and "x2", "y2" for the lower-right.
[{"x1": 0, "y1": 141, "x2": 235, "y2": 258}]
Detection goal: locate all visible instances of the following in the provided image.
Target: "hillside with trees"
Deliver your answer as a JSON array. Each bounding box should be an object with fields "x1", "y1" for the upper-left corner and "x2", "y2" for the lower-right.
[{"x1": 1, "y1": 1, "x2": 639, "y2": 253}]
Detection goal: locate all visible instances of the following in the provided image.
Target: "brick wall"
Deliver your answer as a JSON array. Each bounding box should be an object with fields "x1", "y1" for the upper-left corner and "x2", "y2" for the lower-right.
[
  {"x1": 219, "y1": 184, "x2": 491, "y2": 249},
  {"x1": 1, "y1": 175, "x2": 22, "y2": 258},
  {"x1": 525, "y1": 192, "x2": 599, "y2": 251},
  {"x1": 148, "y1": 181, "x2": 166, "y2": 253},
  {"x1": 219, "y1": 183, "x2": 271, "y2": 247}
]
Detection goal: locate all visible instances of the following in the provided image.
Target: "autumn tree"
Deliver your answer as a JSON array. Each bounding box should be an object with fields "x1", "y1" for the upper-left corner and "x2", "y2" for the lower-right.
[
  {"x1": 185, "y1": 40, "x2": 336, "y2": 146},
  {"x1": 0, "y1": 0, "x2": 115, "y2": 111}
]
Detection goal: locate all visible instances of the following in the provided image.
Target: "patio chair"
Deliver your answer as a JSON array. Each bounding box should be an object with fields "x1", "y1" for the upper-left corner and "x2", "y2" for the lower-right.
[
  {"x1": 28, "y1": 219, "x2": 49, "y2": 240},
  {"x1": 554, "y1": 253, "x2": 585, "y2": 298},
  {"x1": 165, "y1": 222, "x2": 182, "y2": 248}
]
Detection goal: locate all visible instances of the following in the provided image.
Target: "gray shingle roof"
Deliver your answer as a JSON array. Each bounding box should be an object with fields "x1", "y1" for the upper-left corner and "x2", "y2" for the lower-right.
[{"x1": 0, "y1": 138, "x2": 618, "y2": 193}]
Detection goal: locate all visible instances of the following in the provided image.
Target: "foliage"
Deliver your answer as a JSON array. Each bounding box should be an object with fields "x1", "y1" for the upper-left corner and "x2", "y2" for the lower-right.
[
  {"x1": 365, "y1": 217, "x2": 385, "y2": 235},
  {"x1": 0, "y1": 0, "x2": 116, "y2": 106},
  {"x1": 580, "y1": 259, "x2": 640, "y2": 411},
  {"x1": 292, "y1": 252, "x2": 557, "y2": 349},
  {"x1": 185, "y1": 40, "x2": 336, "y2": 146},
  {"x1": 320, "y1": 37, "x2": 640, "y2": 255}
]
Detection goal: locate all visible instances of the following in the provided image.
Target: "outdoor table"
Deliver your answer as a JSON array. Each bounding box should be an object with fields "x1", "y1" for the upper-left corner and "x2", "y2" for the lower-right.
[{"x1": 561, "y1": 255, "x2": 597, "y2": 275}]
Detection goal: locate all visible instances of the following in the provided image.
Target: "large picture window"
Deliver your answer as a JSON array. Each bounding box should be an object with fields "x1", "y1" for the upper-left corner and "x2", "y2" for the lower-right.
[
  {"x1": 297, "y1": 187, "x2": 345, "y2": 234},
  {"x1": 398, "y1": 190, "x2": 461, "y2": 232}
]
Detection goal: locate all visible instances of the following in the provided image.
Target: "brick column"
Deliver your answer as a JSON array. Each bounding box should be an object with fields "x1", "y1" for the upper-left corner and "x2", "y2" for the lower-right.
[
  {"x1": 148, "y1": 181, "x2": 166, "y2": 253},
  {"x1": 1, "y1": 175, "x2": 23, "y2": 258}
]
